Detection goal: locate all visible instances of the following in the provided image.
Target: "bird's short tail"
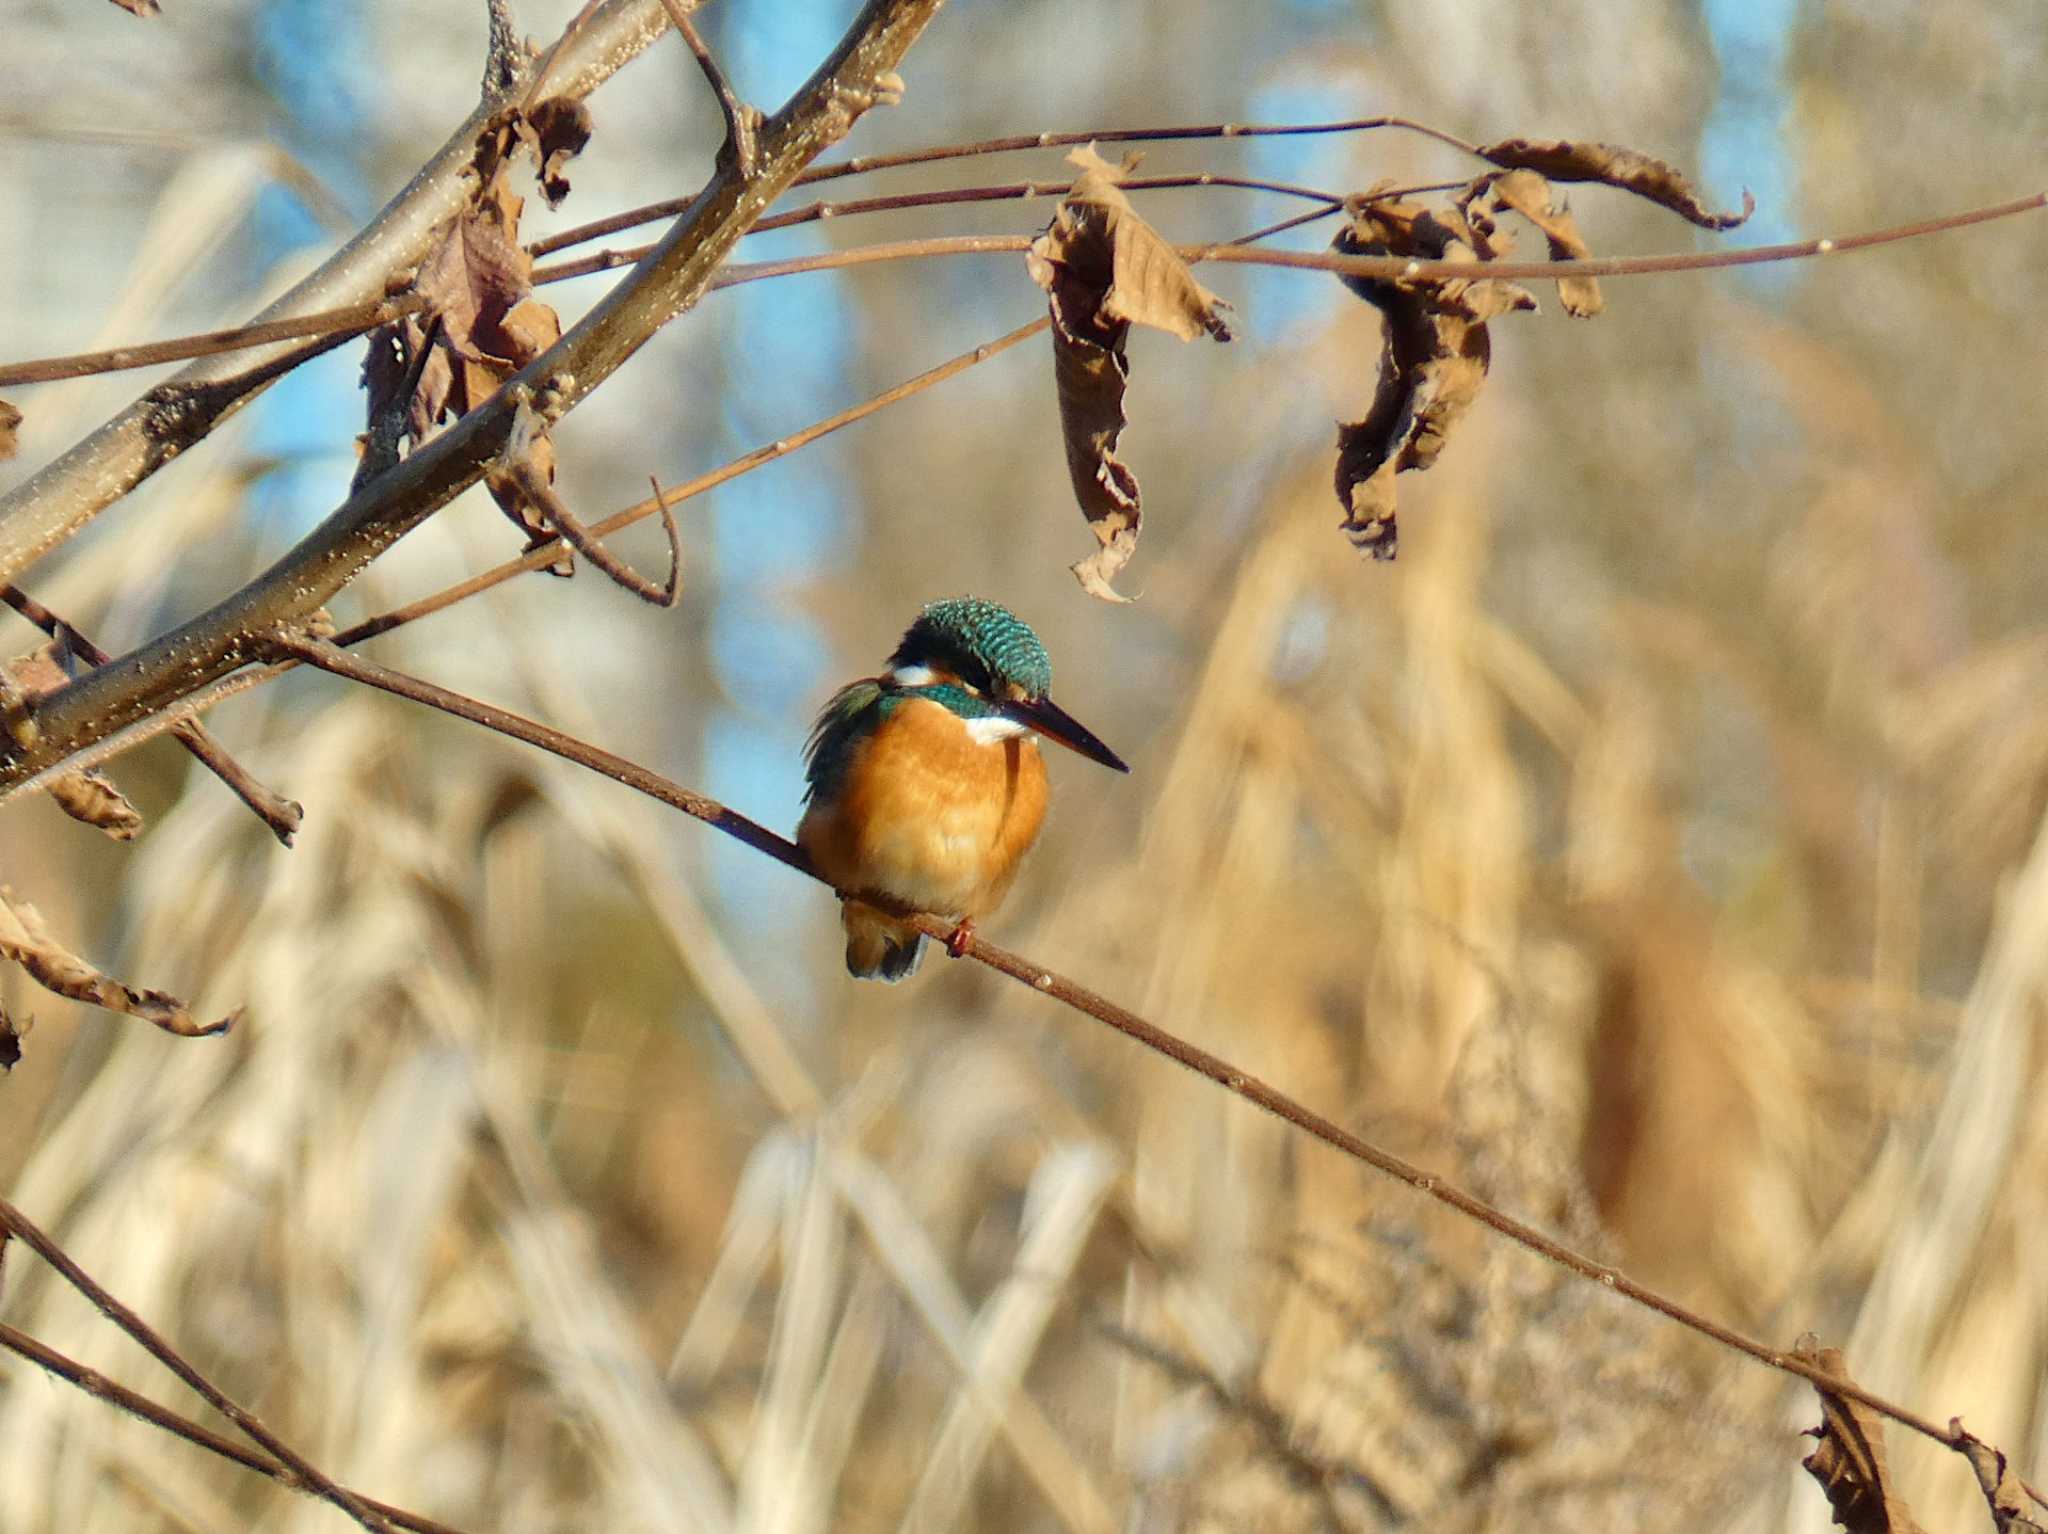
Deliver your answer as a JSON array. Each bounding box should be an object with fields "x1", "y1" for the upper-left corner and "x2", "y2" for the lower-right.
[{"x1": 843, "y1": 902, "x2": 925, "y2": 982}]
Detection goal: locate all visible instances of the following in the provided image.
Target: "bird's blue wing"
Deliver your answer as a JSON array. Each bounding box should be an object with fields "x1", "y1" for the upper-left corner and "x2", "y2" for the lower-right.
[{"x1": 803, "y1": 680, "x2": 889, "y2": 804}]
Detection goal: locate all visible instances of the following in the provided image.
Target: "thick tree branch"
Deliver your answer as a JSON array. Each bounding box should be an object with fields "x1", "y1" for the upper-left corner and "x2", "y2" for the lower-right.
[
  {"x1": 0, "y1": 0, "x2": 680, "y2": 590},
  {"x1": 0, "y1": 0, "x2": 948, "y2": 794}
]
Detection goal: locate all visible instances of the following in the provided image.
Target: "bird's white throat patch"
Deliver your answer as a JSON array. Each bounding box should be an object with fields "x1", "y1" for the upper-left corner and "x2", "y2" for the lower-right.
[{"x1": 962, "y1": 714, "x2": 1030, "y2": 744}]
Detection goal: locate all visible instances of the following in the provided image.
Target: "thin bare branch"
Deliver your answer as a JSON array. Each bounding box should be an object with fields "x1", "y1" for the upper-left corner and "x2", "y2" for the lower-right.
[
  {"x1": 792, "y1": 113, "x2": 1486, "y2": 187},
  {"x1": 267, "y1": 632, "x2": 2042, "y2": 1488},
  {"x1": 0, "y1": 299, "x2": 412, "y2": 390},
  {"x1": 0, "y1": 1196, "x2": 399, "y2": 1533},
  {"x1": 0, "y1": 1321, "x2": 473, "y2": 1534},
  {"x1": 0, "y1": 0, "x2": 948, "y2": 795},
  {"x1": 491, "y1": 398, "x2": 681, "y2": 605},
  {"x1": 0, "y1": 585, "x2": 301, "y2": 843},
  {"x1": 529, "y1": 169, "x2": 1345, "y2": 257},
  {"x1": 534, "y1": 185, "x2": 2048, "y2": 291},
  {"x1": 0, "y1": 0, "x2": 678, "y2": 589},
  {"x1": 660, "y1": 0, "x2": 761, "y2": 177}
]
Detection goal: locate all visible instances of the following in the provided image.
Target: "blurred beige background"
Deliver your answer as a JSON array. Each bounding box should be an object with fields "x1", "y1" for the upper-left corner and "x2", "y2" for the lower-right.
[{"x1": 2, "y1": 1, "x2": 2045, "y2": 1529}]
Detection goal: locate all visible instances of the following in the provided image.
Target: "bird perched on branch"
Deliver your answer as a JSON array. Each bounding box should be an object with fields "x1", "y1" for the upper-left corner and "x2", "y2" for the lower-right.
[{"x1": 798, "y1": 597, "x2": 1129, "y2": 981}]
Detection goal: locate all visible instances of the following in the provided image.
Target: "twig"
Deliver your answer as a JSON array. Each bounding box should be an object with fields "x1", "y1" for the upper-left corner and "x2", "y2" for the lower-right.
[
  {"x1": 0, "y1": 584, "x2": 302, "y2": 844},
  {"x1": 266, "y1": 633, "x2": 2037, "y2": 1486},
  {"x1": 533, "y1": 186, "x2": 2048, "y2": 291},
  {"x1": 0, "y1": 1196, "x2": 399, "y2": 1533},
  {"x1": 0, "y1": 298, "x2": 412, "y2": 390},
  {"x1": 791, "y1": 114, "x2": 1486, "y2": 187},
  {"x1": 491, "y1": 399, "x2": 682, "y2": 606},
  {"x1": 0, "y1": 1321, "x2": 472, "y2": 1534},
  {"x1": 529, "y1": 170, "x2": 1347, "y2": 257},
  {"x1": 660, "y1": 0, "x2": 760, "y2": 177}
]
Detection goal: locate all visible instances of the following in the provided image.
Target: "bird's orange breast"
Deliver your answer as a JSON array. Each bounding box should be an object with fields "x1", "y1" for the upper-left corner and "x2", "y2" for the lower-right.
[{"x1": 797, "y1": 697, "x2": 1049, "y2": 920}]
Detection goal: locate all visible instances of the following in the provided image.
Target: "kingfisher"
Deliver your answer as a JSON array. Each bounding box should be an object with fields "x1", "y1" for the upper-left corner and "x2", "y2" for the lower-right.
[{"x1": 797, "y1": 597, "x2": 1130, "y2": 981}]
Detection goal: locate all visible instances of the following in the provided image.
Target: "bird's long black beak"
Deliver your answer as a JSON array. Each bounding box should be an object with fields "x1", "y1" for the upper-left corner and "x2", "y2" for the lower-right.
[{"x1": 1002, "y1": 695, "x2": 1130, "y2": 773}]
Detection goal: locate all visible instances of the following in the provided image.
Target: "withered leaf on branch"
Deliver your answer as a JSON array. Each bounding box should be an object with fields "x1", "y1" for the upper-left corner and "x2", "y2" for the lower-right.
[
  {"x1": 360, "y1": 147, "x2": 565, "y2": 562},
  {"x1": 1026, "y1": 145, "x2": 1233, "y2": 602},
  {"x1": 1478, "y1": 136, "x2": 1753, "y2": 230},
  {"x1": 517, "y1": 96, "x2": 595, "y2": 208},
  {"x1": 0, "y1": 1000, "x2": 20, "y2": 1071},
  {"x1": 1331, "y1": 195, "x2": 1534, "y2": 560},
  {"x1": 1797, "y1": 1343, "x2": 1929, "y2": 1534},
  {"x1": 1474, "y1": 169, "x2": 1604, "y2": 318},
  {"x1": 1954, "y1": 1424, "x2": 2048, "y2": 1534},
  {"x1": 46, "y1": 770, "x2": 144, "y2": 841},
  {"x1": 0, "y1": 886, "x2": 236, "y2": 1038},
  {"x1": 4, "y1": 646, "x2": 144, "y2": 840},
  {"x1": 0, "y1": 398, "x2": 19, "y2": 460}
]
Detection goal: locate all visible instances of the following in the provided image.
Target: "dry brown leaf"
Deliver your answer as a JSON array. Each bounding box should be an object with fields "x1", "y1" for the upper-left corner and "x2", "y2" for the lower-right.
[
  {"x1": 5, "y1": 646, "x2": 144, "y2": 838},
  {"x1": 1953, "y1": 1423, "x2": 2048, "y2": 1534},
  {"x1": 1027, "y1": 145, "x2": 1233, "y2": 602},
  {"x1": 0, "y1": 886, "x2": 235, "y2": 1037},
  {"x1": 0, "y1": 398, "x2": 20, "y2": 460},
  {"x1": 517, "y1": 96, "x2": 595, "y2": 208},
  {"x1": 1479, "y1": 136, "x2": 1753, "y2": 230},
  {"x1": 47, "y1": 770, "x2": 144, "y2": 841},
  {"x1": 1797, "y1": 1343, "x2": 1929, "y2": 1534},
  {"x1": 361, "y1": 148, "x2": 566, "y2": 561},
  {"x1": 106, "y1": 0, "x2": 160, "y2": 14},
  {"x1": 1477, "y1": 169, "x2": 1604, "y2": 318},
  {"x1": 1331, "y1": 197, "x2": 1534, "y2": 560}
]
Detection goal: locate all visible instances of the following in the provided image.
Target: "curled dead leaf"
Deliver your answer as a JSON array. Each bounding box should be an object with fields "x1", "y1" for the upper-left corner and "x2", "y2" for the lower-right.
[
  {"x1": 0, "y1": 886, "x2": 235, "y2": 1038},
  {"x1": 47, "y1": 770, "x2": 144, "y2": 841},
  {"x1": 6, "y1": 646, "x2": 144, "y2": 838},
  {"x1": 1796, "y1": 1342, "x2": 1929, "y2": 1534},
  {"x1": 1331, "y1": 196, "x2": 1534, "y2": 559},
  {"x1": 1474, "y1": 169, "x2": 1604, "y2": 318},
  {"x1": 517, "y1": 96, "x2": 595, "y2": 208},
  {"x1": 1478, "y1": 136, "x2": 1753, "y2": 230},
  {"x1": 0, "y1": 398, "x2": 20, "y2": 460},
  {"x1": 1952, "y1": 1422, "x2": 2048, "y2": 1534},
  {"x1": 1026, "y1": 145, "x2": 1232, "y2": 601},
  {"x1": 0, "y1": 1000, "x2": 20, "y2": 1071}
]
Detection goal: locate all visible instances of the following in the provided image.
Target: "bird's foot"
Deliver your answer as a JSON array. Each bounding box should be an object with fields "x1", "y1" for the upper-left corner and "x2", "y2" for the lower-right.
[{"x1": 945, "y1": 919, "x2": 977, "y2": 959}]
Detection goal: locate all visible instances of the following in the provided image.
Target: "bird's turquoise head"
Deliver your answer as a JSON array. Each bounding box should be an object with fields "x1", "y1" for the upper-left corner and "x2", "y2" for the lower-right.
[
  {"x1": 889, "y1": 597, "x2": 1054, "y2": 701},
  {"x1": 879, "y1": 597, "x2": 1128, "y2": 773}
]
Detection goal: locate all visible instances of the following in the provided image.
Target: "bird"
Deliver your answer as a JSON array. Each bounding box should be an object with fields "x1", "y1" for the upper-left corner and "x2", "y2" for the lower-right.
[{"x1": 797, "y1": 597, "x2": 1129, "y2": 981}]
